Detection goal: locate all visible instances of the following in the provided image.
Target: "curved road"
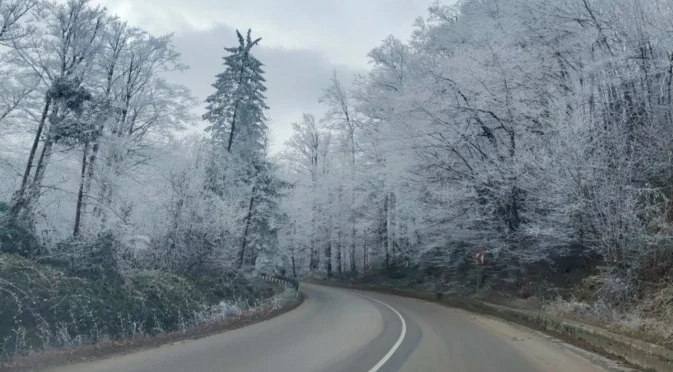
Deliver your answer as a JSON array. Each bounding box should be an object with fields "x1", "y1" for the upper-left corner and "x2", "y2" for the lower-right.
[{"x1": 49, "y1": 283, "x2": 629, "y2": 372}]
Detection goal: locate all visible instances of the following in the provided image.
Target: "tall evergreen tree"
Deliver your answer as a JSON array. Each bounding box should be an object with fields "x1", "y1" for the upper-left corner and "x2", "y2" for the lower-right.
[
  {"x1": 203, "y1": 29, "x2": 268, "y2": 162},
  {"x1": 203, "y1": 29, "x2": 282, "y2": 271}
]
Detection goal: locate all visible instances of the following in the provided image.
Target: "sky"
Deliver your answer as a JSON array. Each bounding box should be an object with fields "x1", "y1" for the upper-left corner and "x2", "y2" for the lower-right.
[{"x1": 93, "y1": 0, "x2": 437, "y2": 153}]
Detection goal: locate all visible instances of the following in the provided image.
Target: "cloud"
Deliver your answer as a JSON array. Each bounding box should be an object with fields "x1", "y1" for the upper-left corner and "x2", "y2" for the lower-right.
[
  {"x1": 92, "y1": 0, "x2": 441, "y2": 152},
  {"x1": 97, "y1": 0, "x2": 433, "y2": 67}
]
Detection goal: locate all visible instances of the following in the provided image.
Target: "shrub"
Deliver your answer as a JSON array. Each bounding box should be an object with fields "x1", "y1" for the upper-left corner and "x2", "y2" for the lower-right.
[
  {"x1": 0, "y1": 203, "x2": 41, "y2": 257},
  {"x1": 40, "y1": 232, "x2": 131, "y2": 285},
  {"x1": 189, "y1": 265, "x2": 269, "y2": 306},
  {"x1": 0, "y1": 253, "x2": 92, "y2": 358},
  {"x1": 0, "y1": 251, "x2": 265, "y2": 361},
  {"x1": 122, "y1": 270, "x2": 208, "y2": 334}
]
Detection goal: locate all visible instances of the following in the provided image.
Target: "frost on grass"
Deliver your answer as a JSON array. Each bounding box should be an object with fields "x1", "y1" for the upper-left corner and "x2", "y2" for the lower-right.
[
  {"x1": 544, "y1": 283, "x2": 673, "y2": 347},
  {"x1": 0, "y1": 250, "x2": 291, "y2": 360}
]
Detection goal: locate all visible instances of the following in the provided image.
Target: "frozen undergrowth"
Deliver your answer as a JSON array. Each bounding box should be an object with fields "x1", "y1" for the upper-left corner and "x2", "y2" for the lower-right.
[
  {"x1": 1, "y1": 286, "x2": 298, "y2": 361},
  {"x1": 543, "y1": 292, "x2": 673, "y2": 347},
  {"x1": 0, "y1": 251, "x2": 295, "y2": 361},
  {"x1": 188, "y1": 287, "x2": 298, "y2": 329}
]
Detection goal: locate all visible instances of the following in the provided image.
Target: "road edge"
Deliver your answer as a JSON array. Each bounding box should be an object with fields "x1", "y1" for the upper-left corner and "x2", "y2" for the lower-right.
[
  {"x1": 0, "y1": 290, "x2": 305, "y2": 372},
  {"x1": 306, "y1": 279, "x2": 673, "y2": 372}
]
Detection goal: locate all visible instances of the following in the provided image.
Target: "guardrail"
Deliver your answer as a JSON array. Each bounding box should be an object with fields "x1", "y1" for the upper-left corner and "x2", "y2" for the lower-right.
[{"x1": 258, "y1": 274, "x2": 300, "y2": 291}]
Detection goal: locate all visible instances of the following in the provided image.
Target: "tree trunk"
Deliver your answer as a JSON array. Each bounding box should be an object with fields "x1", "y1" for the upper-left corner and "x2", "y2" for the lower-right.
[
  {"x1": 308, "y1": 246, "x2": 315, "y2": 273},
  {"x1": 238, "y1": 186, "x2": 256, "y2": 269},
  {"x1": 350, "y1": 239, "x2": 356, "y2": 273},
  {"x1": 96, "y1": 146, "x2": 120, "y2": 225},
  {"x1": 325, "y1": 206, "x2": 333, "y2": 276},
  {"x1": 337, "y1": 229, "x2": 343, "y2": 276},
  {"x1": 227, "y1": 101, "x2": 239, "y2": 153},
  {"x1": 22, "y1": 131, "x2": 55, "y2": 220},
  {"x1": 73, "y1": 142, "x2": 90, "y2": 237},
  {"x1": 11, "y1": 95, "x2": 51, "y2": 216},
  {"x1": 388, "y1": 191, "x2": 396, "y2": 257},
  {"x1": 383, "y1": 193, "x2": 390, "y2": 267},
  {"x1": 80, "y1": 140, "x2": 100, "y2": 221},
  {"x1": 310, "y1": 182, "x2": 318, "y2": 272},
  {"x1": 291, "y1": 252, "x2": 297, "y2": 277},
  {"x1": 226, "y1": 56, "x2": 248, "y2": 153},
  {"x1": 350, "y1": 125, "x2": 357, "y2": 273},
  {"x1": 363, "y1": 228, "x2": 368, "y2": 272},
  {"x1": 325, "y1": 235, "x2": 332, "y2": 276}
]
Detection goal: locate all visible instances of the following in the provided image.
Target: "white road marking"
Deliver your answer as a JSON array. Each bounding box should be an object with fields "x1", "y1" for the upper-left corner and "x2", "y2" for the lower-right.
[{"x1": 365, "y1": 296, "x2": 407, "y2": 372}]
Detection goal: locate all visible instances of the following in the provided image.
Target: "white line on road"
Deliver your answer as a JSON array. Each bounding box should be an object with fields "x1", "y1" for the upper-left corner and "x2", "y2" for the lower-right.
[{"x1": 365, "y1": 296, "x2": 407, "y2": 372}]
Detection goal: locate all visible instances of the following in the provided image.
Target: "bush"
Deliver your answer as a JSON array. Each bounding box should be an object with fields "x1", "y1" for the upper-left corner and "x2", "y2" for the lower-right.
[
  {"x1": 122, "y1": 271, "x2": 208, "y2": 334},
  {"x1": 0, "y1": 203, "x2": 41, "y2": 257},
  {"x1": 0, "y1": 251, "x2": 264, "y2": 361},
  {"x1": 189, "y1": 265, "x2": 271, "y2": 306},
  {"x1": 40, "y1": 232, "x2": 131, "y2": 285},
  {"x1": 0, "y1": 253, "x2": 93, "y2": 358}
]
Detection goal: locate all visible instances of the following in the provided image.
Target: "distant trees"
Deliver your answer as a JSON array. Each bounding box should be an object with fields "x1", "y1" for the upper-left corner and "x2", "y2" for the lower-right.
[
  {"x1": 280, "y1": 113, "x2": 331, "y2": 274},
  {"x1": 321, "y1": 71, "x2": 359, "y2": 273}
]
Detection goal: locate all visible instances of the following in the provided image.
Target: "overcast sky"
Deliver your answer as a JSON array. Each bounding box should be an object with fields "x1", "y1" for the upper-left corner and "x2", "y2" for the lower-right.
[{"x1": 94, "y1": 0, "x2": 437, "y2": 152}]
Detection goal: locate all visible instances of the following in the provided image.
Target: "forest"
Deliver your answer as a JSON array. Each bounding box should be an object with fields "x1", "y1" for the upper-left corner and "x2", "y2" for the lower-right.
[
  {"x1": 2, "y1": 0, "x2": 673, "y2": 360},
  {"x1": 278, "y1": 0, "x2": 673, "y2": 345}
]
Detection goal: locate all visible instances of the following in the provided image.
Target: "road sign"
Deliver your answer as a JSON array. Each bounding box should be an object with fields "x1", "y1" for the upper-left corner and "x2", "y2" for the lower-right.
[{"x1": 476, "y1": 251, "x2": 485, "y2": 265}]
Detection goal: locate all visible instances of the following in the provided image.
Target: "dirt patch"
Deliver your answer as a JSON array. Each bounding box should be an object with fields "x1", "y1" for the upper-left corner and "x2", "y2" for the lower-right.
[{"x1": 0, "y1": 291, "x2": 304, "y2": 372}]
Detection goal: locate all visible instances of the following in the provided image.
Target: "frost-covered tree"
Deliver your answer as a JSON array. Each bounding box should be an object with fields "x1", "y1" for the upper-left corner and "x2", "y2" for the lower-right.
[
  {"x1": 276, "y1": 0, "x2": 673, "y2": 305},
  {"x1": 0, "y1": 0, "x2": 36, "y2": 45},
  {"x1": 1, "y1": 0, "x2": 195, "y2": 248},
  {"x1": 10, "y1": 0, "x2": 107, "y2": 222},
  {"x1": 85, "y1": 23, "x2": 194, "y2": 235},
  {"x1": 203, "y1": 29, "x2": 267, "y2": 166},
  {"x1": 320, "y1": 71, "x2": 360, "y2": 273},
  {"x1": 203, "y1": 29, "x2": 281, "y2": 271},
  {"x1": 0, "y1": 0, "x2": 38, "y2": 130}
]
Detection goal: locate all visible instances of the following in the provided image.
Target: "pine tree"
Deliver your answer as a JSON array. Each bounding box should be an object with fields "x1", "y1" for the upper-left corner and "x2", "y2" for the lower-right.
[
  {"x1": 203, "y1": 29, "x2": 268, "y2": 160},
  {"x1": 203, "y1": 29, "x2": 282, "y2": 271}
]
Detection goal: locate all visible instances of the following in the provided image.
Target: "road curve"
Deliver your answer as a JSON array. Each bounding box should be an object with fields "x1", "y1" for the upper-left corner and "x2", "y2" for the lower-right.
[{"x1": 47, "y1": 283, "x2": 628, "y2": 372}]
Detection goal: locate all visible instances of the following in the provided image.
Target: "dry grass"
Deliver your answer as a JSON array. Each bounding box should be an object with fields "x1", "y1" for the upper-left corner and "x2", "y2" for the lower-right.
[{"x1": 542, "y1": 286, "x2": 673, "y2": 348}]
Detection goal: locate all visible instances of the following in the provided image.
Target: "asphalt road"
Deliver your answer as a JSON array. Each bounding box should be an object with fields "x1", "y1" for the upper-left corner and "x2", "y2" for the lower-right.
[{"x1": 48, "y1": 283, "x2": 631, "y2": 372}]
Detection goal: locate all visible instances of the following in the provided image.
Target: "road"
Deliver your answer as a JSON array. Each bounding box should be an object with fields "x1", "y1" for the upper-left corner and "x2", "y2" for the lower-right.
[{"x1": 48, "y1": 283, "x2": 631, "y2": 372}]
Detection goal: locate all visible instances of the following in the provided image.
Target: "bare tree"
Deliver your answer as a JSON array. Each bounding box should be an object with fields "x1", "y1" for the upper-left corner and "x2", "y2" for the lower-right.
[
  {"x1": 10, "y1": 0, "x2": 107, "y2": 221},
  {"x1": 321, "y1": 70, "x2": 359, "y2": 273}
]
